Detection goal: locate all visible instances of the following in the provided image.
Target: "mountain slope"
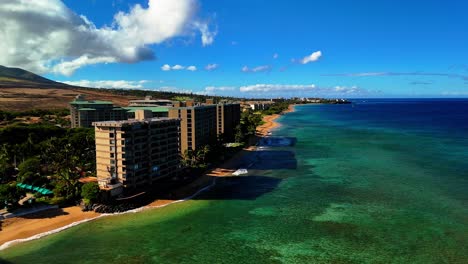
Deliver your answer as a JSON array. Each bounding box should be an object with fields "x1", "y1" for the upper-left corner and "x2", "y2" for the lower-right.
[{"x1": 0, "y1": 65, "x2": 68, "y2": 88}]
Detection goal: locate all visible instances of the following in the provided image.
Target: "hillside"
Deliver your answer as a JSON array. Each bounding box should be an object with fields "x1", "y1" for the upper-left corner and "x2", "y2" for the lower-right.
[
  {"x1": 0, "y1": 65, "x2": 241, "y2": 112},
  {"x1": 0, "y1": 65, "x2": 66, "y2": 88}
]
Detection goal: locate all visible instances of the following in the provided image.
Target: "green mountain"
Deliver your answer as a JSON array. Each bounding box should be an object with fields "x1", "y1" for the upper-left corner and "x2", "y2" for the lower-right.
[{"x1": 0, "y1": 65, "x2": 67, "y2": 88}]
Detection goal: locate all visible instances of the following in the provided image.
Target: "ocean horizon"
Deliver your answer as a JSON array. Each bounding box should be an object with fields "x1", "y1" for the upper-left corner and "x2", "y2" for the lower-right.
[{"x1": 2, "y1": 99, "x2": 468, "y2": 263}]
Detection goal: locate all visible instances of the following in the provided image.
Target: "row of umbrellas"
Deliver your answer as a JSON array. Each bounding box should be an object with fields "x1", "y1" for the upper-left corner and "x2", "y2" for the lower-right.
[{"x1": 16, "y1": 183, "x2": 54, "y2": 195}]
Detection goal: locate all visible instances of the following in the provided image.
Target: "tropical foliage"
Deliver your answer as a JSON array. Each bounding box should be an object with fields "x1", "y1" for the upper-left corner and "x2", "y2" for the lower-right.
[{"x1": 0, "y1": 124, "x2": 95, "y2": 207}]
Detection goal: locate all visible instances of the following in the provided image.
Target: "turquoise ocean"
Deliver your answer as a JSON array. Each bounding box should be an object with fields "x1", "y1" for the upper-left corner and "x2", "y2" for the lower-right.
[{"x1": 2, "y1": 99, "x2": 468, "y2": 263}]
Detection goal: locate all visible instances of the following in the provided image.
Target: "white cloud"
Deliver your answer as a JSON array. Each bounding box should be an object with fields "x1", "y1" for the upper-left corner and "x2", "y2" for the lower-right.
[
  {"x1": 205, "y1": 86, "x2": 236, "y2": 92},
  {"x1": 161, "y1": 64, "x2": 197, "y2": 71},
  {"x1": 205, "y1": 63, "x2": 219, "y2": 71},
  {"x1": 172, "y1": 65, "x2": 185, "y2": 70},
  {"x1": 161, "y1": 64, "x2": 172, "y2": 71},
  {"x1": 239, "y1": 83, "x2": 368, "y2": 97},
  {"x1": 240, "y1": 84, "x2": 317, "y2": 92},
  {"x1": 0, "y1": 0, "x2": 216, "y2": 76},
  {"x1": 273, "y1": 53, "x2": 279, "y2": 59},
  {"x1": 334, "y1": 86, "x2": 360, "y2": 93},
  {"x1": 241, "y1": 65, "x2": 272, "y2": 73},
  {"x1": 301, "y1": 51, "x2": 322, "y2": 64},
  {"x1": 193, "y1": 21, "x2": 217, "y2": 47},
  {"x1": 158, "y1": 86, "x2": 193, "y2": 94},
  {"x1": 62, "y1": 80, "x2": 149, "y2": 89},
  {"x1": 186, "y1": 65, "x2": 197, "y2": 71}
]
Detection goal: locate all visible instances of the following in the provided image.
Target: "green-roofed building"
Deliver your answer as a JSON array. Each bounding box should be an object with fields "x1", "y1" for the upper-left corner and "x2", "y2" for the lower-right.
[
  {"x1": 124, "y1": 107, "x2": 169, "y2": 119},
  {"x1": 70, "y1": 95, "x2": 128, "y2": 128}
]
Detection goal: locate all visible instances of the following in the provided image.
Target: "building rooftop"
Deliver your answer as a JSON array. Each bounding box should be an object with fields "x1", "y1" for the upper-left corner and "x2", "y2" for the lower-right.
[
  {"x1": 129, "y1": 99, "x2": 172, "y2": 103},
  {"x1": 70, "y1": 100, "x2": 113, "y2": 105},
  {"x1": 124, "y1": 107, "x2": 169, "y2": 113},
  {"x1": 169, "y1": 104, "x2": 216, "y2": 110},
  {"x1": 78, "y1": 108, "x2": 97, "y2": 111},
  {"x1": 93, "y1": 117, "x2": 179, "y2": 127}
]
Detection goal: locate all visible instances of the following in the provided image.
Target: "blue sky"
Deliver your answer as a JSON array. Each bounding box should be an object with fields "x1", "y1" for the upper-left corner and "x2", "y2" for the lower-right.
[{"x1": 1, "y1": 0, "x2": 468, "y2": 98}]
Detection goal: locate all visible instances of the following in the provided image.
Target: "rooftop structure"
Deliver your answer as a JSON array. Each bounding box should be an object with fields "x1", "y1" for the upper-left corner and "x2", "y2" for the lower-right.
[
  {"x1": 128, "y1": 96, "x2": 173, "y2": 107},
  {"x1": 70, "y1": 95, "x2": 127, "y2": 128},
  {"x1": 124, "y1": 107, "x2": 169, "y2": 119}
]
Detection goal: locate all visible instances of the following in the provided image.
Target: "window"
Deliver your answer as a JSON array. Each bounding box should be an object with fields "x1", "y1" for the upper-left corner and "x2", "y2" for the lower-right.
[
  {"x1": 110, "y1": 153, "x2": 115, "y2": 158},
  {"x1": 110, "y1": 160, "x2": 115, "y2": 165},
  {"x1": 110, "y1": 146, "x2": 115, "y2": 151},
  {"x1": 109, "y1": 133, "x2": 115, "y2": 138},
  {"x1": 110, "y1": 139, "x2": 115, "y2": 144}
]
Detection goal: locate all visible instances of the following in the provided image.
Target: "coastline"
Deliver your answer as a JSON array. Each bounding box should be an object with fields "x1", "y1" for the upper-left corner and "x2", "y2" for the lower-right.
[
  {"x1": 0, "y1": 104, "x2": 296, "y2": 250},
  {"x1": 256, "y1": 104, "x2": 295, "y2": 136}
]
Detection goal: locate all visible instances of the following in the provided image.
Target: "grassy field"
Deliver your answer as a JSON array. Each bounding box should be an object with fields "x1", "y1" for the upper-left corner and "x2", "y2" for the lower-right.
[{"x1": 0, "y1": 87, "x2": 138, "y2": 111}]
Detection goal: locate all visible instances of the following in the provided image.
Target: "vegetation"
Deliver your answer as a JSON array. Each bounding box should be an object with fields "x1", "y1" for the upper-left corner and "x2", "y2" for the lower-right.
[
  {"x1": 0, "y1": 109, "x2": 70, "y2": 128},
  {"x1": 81, "y1": 182, "x2": 100, "y2": 204},
  {"x1": 77, "y1": 87, "x2": 243, "y2": 103},
  {"x1": 0, "y1": 123, "x2": 95, "y2": 208}
]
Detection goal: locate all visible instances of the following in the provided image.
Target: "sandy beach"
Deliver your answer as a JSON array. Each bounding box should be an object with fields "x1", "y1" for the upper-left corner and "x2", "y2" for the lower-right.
[
  {"x1": 256, "y1": 104, "x2": 295, "y2": 136},
  {"x1": 0, "y1": 104, "x2": 296, "y2": 249},
  {"x1": 0, "y1": 150, "x2": 252, "y2": 248}
]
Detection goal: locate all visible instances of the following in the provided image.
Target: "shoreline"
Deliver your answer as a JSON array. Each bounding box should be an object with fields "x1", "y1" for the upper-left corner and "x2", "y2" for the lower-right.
[
  {"x1": 256, "y1": 104, "x2": 295, "y2": 136},
  {"x1": 0, "y1": 104, "x2": 296, "y2": 251}
]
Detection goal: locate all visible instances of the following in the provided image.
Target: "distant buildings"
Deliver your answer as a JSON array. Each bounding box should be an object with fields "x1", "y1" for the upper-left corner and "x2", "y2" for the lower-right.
[
  {"x1": 205, "y1": 100, "x2": 241, "y2": 142},
  {"x1": 70, "y1": 95, "x2": 127, "y2": 128},
  {"x1": 247, "y1": 101, "x2": 274, "y2": 111},
  {"x1": 93, "y1": 110, "x2": 180, "y2": 196},
  {"x1": 128, "y1": 96, "x2": 173, "y2": 107},
  {"x1": 168, "y1": 100, "x2": 217, "y2": 154}
]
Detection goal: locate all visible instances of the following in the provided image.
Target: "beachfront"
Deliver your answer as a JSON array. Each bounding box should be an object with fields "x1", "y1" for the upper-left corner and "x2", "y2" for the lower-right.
[{"x1": 0, "y1": 105, "x2": 296, "y2": 249}]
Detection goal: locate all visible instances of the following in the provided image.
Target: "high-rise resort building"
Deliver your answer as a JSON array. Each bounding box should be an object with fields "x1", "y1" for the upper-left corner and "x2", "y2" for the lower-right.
[
  {"x1": 94, "y1": 110, "x2": 181, "y2": 196},
  {"x1": 205, "y1": 99, "x2": 241, "y2": 142},
  {"x1": 168, "y1": 100, "x2": 217, "y2": 154},
  {"x1": 70, "y1": 95, "x2": 127, "y2": 128}
]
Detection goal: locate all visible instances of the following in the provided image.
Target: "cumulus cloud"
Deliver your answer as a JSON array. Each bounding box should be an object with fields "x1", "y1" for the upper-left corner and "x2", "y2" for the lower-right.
[
  {"x1": 205, "y1": 86, "x2": 236, "y2": 92},
  {"x1": 241, "y1": 65, "x2": 272, "y2": 73},
  {"x1": 186, "y1": 65, "x2": 197, "y2": 71},
  {"x1": 161, "y1": 64, "x2": 197, "y2": 71},
  {"x1": 157, "y1": 86, "x2": 193, "y2": 94},
  {"x1": 0, "y1": 0, "x2": 215, "y2": 76},
  {"x1": 239, "y1": 83, "x2": 370, "y2": 97},
  {"x1": 62, "y1": 80, "x2": 149, "y2": 89},
  {"x1": 301, "y1": 51, "x2": 322, "y2": 64},
  {"x1": 333, "y1": 86, "x2": 361, "y2": 94},
  {"x1": 205, "y1": 63, "x2": 219, "y2": 71}
]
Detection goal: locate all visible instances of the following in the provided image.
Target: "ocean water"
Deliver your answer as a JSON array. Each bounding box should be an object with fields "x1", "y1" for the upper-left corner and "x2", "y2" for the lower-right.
[{"x1": 2, "y1": 99, "x2": 468, "y2": 263}]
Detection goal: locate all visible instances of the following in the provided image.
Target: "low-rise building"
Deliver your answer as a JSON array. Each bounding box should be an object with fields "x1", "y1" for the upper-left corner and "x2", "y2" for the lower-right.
[
  {"x1": 70, "y1": 95, "x2": 127, "y2": 128},
  {"x1": 128, "y1": 96, "x2": 173, "y2": 107},
  {"x1": 124, "y1": 107, "x2": 169, "y2": 119},
  {"x1": 248, "y1": 101, "x2": 274, "y2": 111},
  {"x1": 94, "y1": 110, "x2": 180, "y2": 196}
]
